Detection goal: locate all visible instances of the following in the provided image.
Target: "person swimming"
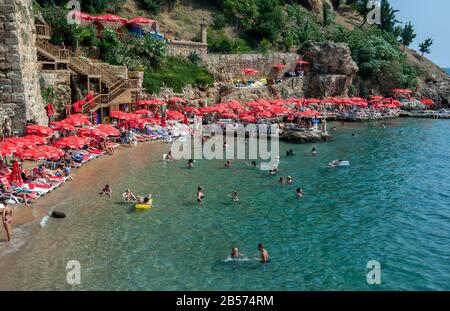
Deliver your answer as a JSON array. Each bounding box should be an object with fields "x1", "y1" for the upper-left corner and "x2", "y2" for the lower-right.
[
  {"x1": 296, "y1": 187, "x2": 304, "y2": 198},
  {"x1": 197, "y1": 186, "x2": 204, "y2": 203},
  {"x1": 329, "y1": 160, "x2": 343, "y2": 168},
  {"x1": 269, "y1": 169, "x2": 277, "y2": 175},
  {"x1": 286, "y1": 176, "x2": 292, "y2": 184},
  {"x1": 230, "y1": 247, "x2": 243, "y2": 258},
  {"x1": 279, "y1": 177, "x2": 285, "y2": 184},
  {"x1": 136, "y1": 194, "x2": 152, "y2": 204},
  {"x1": 286, "y1": 150, "x2": 290, "y2": 157},
  {"x1": 311, "y1": 147, "x2": 317, "y2": 156},
  {"x1": 100, "y1": 185, "x2": 112, "y2": 198},
  {"x1": 251, "y1": 161, "x2": 257, "y2": 167},
  {"x1": 230, "y1": 191, "x2": 239, "y2": 202},
  {"x1": 187, "y1": 159, "x2": 194, "y2": 169},
  {"x1": 258, "y1": 244, "x2": 269, "y2": 263},
  {"x1": 289, "y1": 150, "x2": 295, "y2": 156},
  {"x1": 122, "y1": 189, "x2": 137, "y2": 202},
  {"x1": 225, "y1": 160, "x2": 232, "y2": 168}
]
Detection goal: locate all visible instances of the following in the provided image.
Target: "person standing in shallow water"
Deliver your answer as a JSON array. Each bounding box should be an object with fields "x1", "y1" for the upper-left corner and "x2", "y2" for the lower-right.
[
  {"x1": 1, "y1": 200, "x2": 13, "y2": 242},
  {"x1": 258, "y1": 244, "x2": 269, "y2": 263},
  {"x1": 197, "y1": 186, "x2": 204, "y2": 203}
]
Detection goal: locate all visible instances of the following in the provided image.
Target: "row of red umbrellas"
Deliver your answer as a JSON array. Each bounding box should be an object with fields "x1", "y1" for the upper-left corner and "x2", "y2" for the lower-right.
[{"x1": 74, "y1": 12, "x2": 158, "y2": 25}]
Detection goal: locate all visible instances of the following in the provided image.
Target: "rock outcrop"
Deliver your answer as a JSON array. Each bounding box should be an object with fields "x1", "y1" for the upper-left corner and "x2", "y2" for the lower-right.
[
  {"x1": 280, "y1": 129, "x2": 331, "y2": 144},
  {"x1": 302, "y1": 42, "x2": 359, "y2": 98}
]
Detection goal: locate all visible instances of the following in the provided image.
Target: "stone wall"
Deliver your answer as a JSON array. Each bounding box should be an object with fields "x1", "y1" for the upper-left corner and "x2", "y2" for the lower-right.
[
  {"x1": 38, "y1": 70, "x2": 71, "y2": 115},
  {"x1": 166, "y1": 40, "x2": 208, "y2": 58},
  {"x1": 204, "y1": 53, "x2": 299, "y2": 82},
  {"x1": 0, "y1": 0, "x2": 47, "y2": 133}
]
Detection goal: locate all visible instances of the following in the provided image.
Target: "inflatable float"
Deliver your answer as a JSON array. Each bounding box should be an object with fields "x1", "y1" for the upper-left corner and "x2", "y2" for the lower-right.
[
  {"x1": 135, "y1": 198, "x2": 153, "y2": 209},
  {"x1": 329, "y1": 160, "x2": 350, "y2": 167}
]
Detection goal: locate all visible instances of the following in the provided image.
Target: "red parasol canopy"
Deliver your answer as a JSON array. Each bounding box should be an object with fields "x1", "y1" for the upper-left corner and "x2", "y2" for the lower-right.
[
  {"x1": 239, "y1": 116, "x2": 257, "y2": 123},
  {"x1": 166, "y1": 110, "x2": 185, "y2": 120},
  {"x1": 168, "y1": 97, "x2": 185, "y2": 104},
  {"x1": 420, "y1": 98, "x2": 434, "y2": 105},
  {"x1": 50, "y1": 121, "x2": 76, "y2": 131},
  {"x1": 96, "y1": 124, "x2": 120, "y2": 137},
  {"x1": 392, "y1": 88, "x2": 413, "y2": 94},
  {"x1": 273, "y1": 63, "x2": 286, "y2": 69},
  {"x1": 297, "y1": 60, "x2": 310, "y2": 65},
  {"x1": 77, "y1": 128, "x2": 107, "y2": 138},
  {"x1": 110, "y1": 111, "x2": 131, "y2": 120},
  {"x1": 4, "y1": 137, "x2": 34, "y2": 148},
  {"x1": 220, "y1": 112, "x2": 238, "y2": 119},
  {"x1": 126, "y1": 17, "x2": 158, "y2": 25},
  {"x1": 46, "y1": 103, "x2": 56, "y2": 117},
  {"x1": 9, "y1": 161, "x2": 22, "y2": 186},
  {"x1": 23, "y1": 135, "x2": 48, "y2": 146},
  {"x1": 96, "y1": 13, "x2": 128, "y2": 23},
  {"x1": 134, "y1": 109, "x2": 154, "y2": 116},
  {"x1": 240, "y1": 68, "x2": 258, "y2": 75},
  {"x1": 54, "y1": 136, "x2": 88, "y2": 149},
  {"x1": 26, "y1": 124, "x2": 54, "y2": 137},
  {"x1": 184, "y1": 107, "x2": 200, "y2": 114},
  {"x1": 0, "y1": 142, "x2": 22, "y2": 156}
]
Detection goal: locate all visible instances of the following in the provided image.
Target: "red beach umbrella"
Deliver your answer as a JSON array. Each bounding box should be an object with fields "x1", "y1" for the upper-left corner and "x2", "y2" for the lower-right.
[
  {"x1": 168, "y1": 97, "x2": 185, "y2": 104},
  {"x1": 239, "y1": 116, "x2": 257, "y2": 123},
  {"x1": 184, "y1": 107, "x2": 200, "y2": 114},
  {"x1": 134, "y1": 109, "x2": 153, "y2": 116},
  {"x1": 23, "y1": 135, "x2": 48, "y2": 146},
  {"x1": 46, "y1": 103, "x2": 56, "y2": 117},
  {"x1": 26, "y1": 124, "x2": 54, "y2": 137},
  {"x1": 77, "y1": 128, "x2": 107, "y2": 138},
  {"x1": 54, "y1": 136, "x2": 88, "y2": 149},
  {"x1": 4, "y1": 137, "x2": 34, "y2": 148},
  {"x1": 273, "y1": 63, "x2": 286, "y2": 69},
  {"x1": 166, "y1": 110, "x2": 184, "y2": 120},
  {"x1": 96, "y1": 124, "x2": 120, "y2": 137},
  {"x1": 220, "y1": 112, "x2": 238, "y2": 119},
  {"x1": 0, "y1": 142, "x2": 22, "y2": 156},
  {"x1": 9, "y1": 161, "x2": 22, "y2": 186},
  {"x1": 50, "y1": 121, "x2": 77, "y2": 131},
  {"x1": 420, "y1": 99, "x2": 434, "y2": 105}
]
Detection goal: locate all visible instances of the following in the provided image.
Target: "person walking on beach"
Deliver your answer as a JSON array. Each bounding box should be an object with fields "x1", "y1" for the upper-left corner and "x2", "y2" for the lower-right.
[
  {"x1": 197, "y1": 186, "x2": 204, "y2": 203},
  {"x1": 258, "y1": 244, "x2": 269, "y2": 263},
  {"x1": 100, "y1": 185, "x2": 112, "y2": 198},
  {"x1": 1, "y1": 200, "x2": 13, "y2": 242}
]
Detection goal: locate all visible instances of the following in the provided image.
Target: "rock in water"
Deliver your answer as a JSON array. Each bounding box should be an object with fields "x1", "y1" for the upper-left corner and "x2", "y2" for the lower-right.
[{"x1": 51, "y1": 211, "x2": 66, "y2": 219}]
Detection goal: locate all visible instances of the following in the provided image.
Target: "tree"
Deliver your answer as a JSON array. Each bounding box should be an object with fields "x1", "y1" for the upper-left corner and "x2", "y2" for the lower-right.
[
  {"x1": 419, "y1": 38, "x2": 433, "y2": 57},
  {"x1": 380, "y1": 0, "x2": 399, "y2": 33},
  {"x1": 399, "y1": 22, "x2": 416, "y2": 51}
]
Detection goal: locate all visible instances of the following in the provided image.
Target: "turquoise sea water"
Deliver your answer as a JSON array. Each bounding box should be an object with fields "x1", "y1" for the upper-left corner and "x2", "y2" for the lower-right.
[{"x1": 1, "y1": 118, "x2": 450, "y2": 290}]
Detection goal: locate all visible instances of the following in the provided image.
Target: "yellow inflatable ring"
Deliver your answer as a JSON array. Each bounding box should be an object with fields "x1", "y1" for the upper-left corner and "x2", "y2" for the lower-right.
[{"x1": 135, "y1": 204, "x2": 152, "y2": 209}]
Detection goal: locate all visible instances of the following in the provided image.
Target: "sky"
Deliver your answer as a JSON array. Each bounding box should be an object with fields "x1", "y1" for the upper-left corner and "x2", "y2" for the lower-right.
[{"x1": 390, "y1": 0, "x2": 449, "y2": 68}]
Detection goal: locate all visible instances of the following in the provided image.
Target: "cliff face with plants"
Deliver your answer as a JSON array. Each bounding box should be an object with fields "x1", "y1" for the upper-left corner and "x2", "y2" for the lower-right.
[{"x1": 33, "y1": 0, "x2": 449, "y2": 104}]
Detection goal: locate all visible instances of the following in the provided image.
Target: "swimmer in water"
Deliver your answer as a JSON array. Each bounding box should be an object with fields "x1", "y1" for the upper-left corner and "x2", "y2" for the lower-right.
[
  {"x1": 286, "y1": 150, "x2": 290, "y2": 157},
  {"x1": 258, "y1": 243, "x2": 269, "y2": 263},
  {"x1": 197, "y1": 186, "x2": 204, "y2": 203},
  {"x1": 289, "y1": 150, "x2": 295, "y2": 156},
  {"x1": 100, "y1": 185, "x2": 112, "y2": 198},
  {"x1": 329, "y1": 160, "x2": 343, "y2": 168},
  {"x1": 279, "y1": 177, "x2": 285, "y2": 184},
  {"x1": 122, "y1": 189, "x2": 137, "y2": 202},
  {"x1": 230, "y1": 191, "x2": 239, "y2": 202},
  {"x1": 187, "y1": 159, "x2": 194, "y2": 169},
  {"x1": 352, "y1": 133, "x2": 356, "y2": 137},
  {"x1": 332, "y1": 126, "x2": 337, "y2": 131},
  {"x1": 311, "y1": 147, "x2": 317, "y2": 156},
  {"x1": 136, "y1": 193, "x2": 152, "y2": 204},
  {"x1": 286, "y1": 176, "x2": 292, "y2": 185},
  {"x1": 231, "y1": 247, "x2": 243, "y2": 258},
  {"x1": 296, "y1": 187, "x2": 304, "y2": 198},
  {"x1": 269, "y1": 169, "x2": 277, "y2": 175},
  {"x1": 225, "y1": 160, "x2": 232, "y2": 168},
  {"x1": 251, "y1": 161, "x2": 257, "y2": 167}
]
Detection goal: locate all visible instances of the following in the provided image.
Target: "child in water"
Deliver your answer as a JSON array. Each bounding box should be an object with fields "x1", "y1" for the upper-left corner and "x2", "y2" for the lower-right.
[
  {"x1": 296, "y1": 188, "x2": 304, "y2": 198},
  {"x1": 197, "y1": 186, "x2": 204, "y2": 203},
  {"x1": 230, "y1": 247, "x2": 243, "y2": 258},
  {"x1": 100, "y1": 185, "x2": 112, "y2": 198}
]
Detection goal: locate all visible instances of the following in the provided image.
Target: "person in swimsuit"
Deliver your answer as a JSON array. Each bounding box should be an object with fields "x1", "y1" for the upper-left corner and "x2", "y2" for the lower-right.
[
  {"x1": 197, "y1": 186, "x2": 204, "y2": 203},
  {"x1": 230, "y1": 191, "x2": 239, "y2": 202},
  {"x1": 286, "y1": 176, "x2": 292, "y2": 185},
  {"x1": 225, "y1": 160, "x2": 232, "y2": 168},
  {"x1": 187, "y1": 159, "x2": 194, "y2": 169},
  {"x1": 296, "y1": 187, "x2": 304, "y2": 198},
  {"x1": 1, "y1": 200, "x2": 13, "y2": 242},
  {"x1": 230, "y1": 247, "x2": 243, "y2": 258},
  {"x1": 122, "y1": 189, "x2": 137, "y2": 202},
  {"x1": 311, "y1": 148, "x2": 317, "y2": 156},
  {"x1": 279, "y1": 177, "x2": 285, "y2": 184},
  {"x1": 258, "y1": 244, "x2": 269, "y2": 263},
  {"x1": 100, "y1": 185, "x2": 112, "y2": 198},
  {"x1": 251, "y1": 161, "x2": 257, "y2": 167},
  {"x1": 136, "y1": 194, "x2": 152, "y2": 204}
]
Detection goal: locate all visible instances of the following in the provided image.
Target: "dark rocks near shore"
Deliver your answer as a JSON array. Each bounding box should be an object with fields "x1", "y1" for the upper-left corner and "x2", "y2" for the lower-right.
[{"x1": 280, "y1": 129, "x2": 331, "y2": 144}]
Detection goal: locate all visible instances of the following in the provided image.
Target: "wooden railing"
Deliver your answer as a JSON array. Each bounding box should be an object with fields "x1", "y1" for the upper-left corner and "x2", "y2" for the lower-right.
[
  {"x1": 36, "y1": 39, "x2": 69, "y2": 60},
  {"x1": 36, "y1": 25, "x2": 51, "y2": 38}
]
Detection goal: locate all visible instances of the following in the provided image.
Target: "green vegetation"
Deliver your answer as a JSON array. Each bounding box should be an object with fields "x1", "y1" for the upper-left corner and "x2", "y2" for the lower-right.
[
  {"x1": 399, "y1": 22, "x2": 416, "y2": 51},
  {"x1": 143, "y1": 57, "x2": 214, "y2": 94},
  {"x1": 419, "y1": 38, "x2": 433, "y2": 57}
]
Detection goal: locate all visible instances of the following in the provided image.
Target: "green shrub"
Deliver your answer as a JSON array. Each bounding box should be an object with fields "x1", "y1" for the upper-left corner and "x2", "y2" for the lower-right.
[{"x1": 143, "y1": 57, "x2": 214, "y2": 94}]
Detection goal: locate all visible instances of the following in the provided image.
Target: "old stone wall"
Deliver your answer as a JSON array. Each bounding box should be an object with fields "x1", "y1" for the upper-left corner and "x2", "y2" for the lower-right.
[
  {"x1": 166, "y1": 40, "x2": 208, "y2": 58},
  {"x1": 0, "y1": 0, "x2": 47, "y2": 132},
  {"x1": 204, "y1": 53, "x2": 299, "y2": 82}
]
